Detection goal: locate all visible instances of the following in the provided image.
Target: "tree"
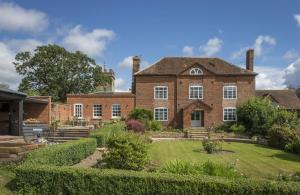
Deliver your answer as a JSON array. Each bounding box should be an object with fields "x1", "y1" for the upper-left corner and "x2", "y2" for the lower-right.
[
  {"x1": 237, "y1": 98, "x2": 277, "y2": 136},
  {"x1": 14, "y1": 44, "x2": 110, "y2": 101}
]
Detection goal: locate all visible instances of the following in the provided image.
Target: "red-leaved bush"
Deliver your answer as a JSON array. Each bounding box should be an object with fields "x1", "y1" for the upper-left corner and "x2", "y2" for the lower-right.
[{"x1": 126, "y1": 119, "x2": 145, "y2": 133}]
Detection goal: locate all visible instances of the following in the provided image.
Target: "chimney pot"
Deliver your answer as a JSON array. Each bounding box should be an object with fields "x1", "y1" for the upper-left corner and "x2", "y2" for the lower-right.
[
  {"x1": 246, "y1": 49, "x2": 254, "y2": 71},
  {"x1": 132, "y1": 56, "x2": 141, "y2": 94}
]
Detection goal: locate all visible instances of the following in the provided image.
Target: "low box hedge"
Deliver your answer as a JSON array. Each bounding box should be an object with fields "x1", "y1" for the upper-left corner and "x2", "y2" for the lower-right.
[
  {"x1": 15, "y1": 165, "x2": 300, "y2": 194},
  {"x1": 22, "y1": 138, "x2": 97, "y2": 166}
]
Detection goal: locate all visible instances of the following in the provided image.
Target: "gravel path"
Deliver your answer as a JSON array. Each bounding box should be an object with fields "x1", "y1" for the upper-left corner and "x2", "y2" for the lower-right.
[{"x1": 73, "y1": 148, "x2": 105, "y2": 168}]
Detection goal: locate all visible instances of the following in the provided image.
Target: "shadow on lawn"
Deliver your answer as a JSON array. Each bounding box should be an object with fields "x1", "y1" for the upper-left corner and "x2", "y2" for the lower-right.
[{"x1": 271, "y1": 153, "x2": 300, "y2": 163}]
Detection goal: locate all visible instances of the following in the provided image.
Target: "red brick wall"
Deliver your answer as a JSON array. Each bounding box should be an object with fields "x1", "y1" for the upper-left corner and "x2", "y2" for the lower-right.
[
  {"x1": 24, "y1": 96, "x2": 52, "y2": 124},
  {"x1": 52, "y1": 103, "x2": 71, "y2": 123},
  {"x1": 135, "y1": 74, "x2": 255, "y2": 129},
  {"x1": 67, "y1": 93, "x2": 134, "y2": 123}
]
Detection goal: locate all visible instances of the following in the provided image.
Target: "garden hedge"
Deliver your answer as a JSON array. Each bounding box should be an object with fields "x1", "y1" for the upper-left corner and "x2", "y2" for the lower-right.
[
  {"x1": 16, "y1": 165, "x2": 300, "y2": 195},
  {"x1": 22, "y1": 138, "x2": 97, "y2": 166}
]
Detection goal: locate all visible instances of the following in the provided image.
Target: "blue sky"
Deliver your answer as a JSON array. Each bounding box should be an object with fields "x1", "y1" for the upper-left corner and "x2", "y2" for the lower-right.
[{"x1": 0, "y1": 0, "x2": 300, "y2": 91}]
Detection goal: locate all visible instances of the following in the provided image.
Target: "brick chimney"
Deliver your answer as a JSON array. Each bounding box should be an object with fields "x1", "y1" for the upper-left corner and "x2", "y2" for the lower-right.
[
  {"x1": 131, "y1": 56, "x2": 140, "y2": 94},
  {"x1": 246, "y1": 49, "x2": 254, "y2": 71}
]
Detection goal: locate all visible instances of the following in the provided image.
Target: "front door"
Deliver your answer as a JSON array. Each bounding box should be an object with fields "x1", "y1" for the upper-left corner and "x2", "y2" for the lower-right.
[{"x1": 191, "y1": 110, "x2": 202, "y2": 127}]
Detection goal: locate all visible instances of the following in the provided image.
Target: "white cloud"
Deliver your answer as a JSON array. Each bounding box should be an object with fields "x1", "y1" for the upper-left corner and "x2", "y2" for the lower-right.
[
  {"x1": 255, "y1": 66, "x2": 286, "y2": 89},
  {"x1": 6, "y1": 39, "x2": 43, "y2": 53},
  {"x1": 199, "y1": 37, "x2": 223, "y2": 57},
  {"x1": 230, "y1": 35, "x2": 276, "y2": 59},
  {"x1": 284, "y1": 58, "x2": 300, "y2": 88},
  {"x1": 0, "y1": 2, "x2": 48, "y2": 32},
  {"x1": 115, "y1": 78, "x2": 130, "y2": 92},
  {"x1": 294, "y1": 14, "x2": 300, "y2": 26},
  {"x1": 253, "y1": 35, "x2": 276, "y2": 56},
  {"x1": 0, "y1": 42, "x2": 22, "y2": 89},
  {"x1": 63, "y1": 25, "x2": 115, "y2": 57},
  {"x1": 283, "y1": 49, "x2": 300, "y2": 61},
  {"x1": 118, "y1": 56, "x2": 149, "y2": 69},
  {"x1": 182, "y1": 46, "x2": 194, "y2": 56}
]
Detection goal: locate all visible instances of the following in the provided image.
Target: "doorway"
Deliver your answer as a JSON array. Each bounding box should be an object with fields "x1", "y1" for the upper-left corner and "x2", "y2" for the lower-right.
[{"x1": 191, "y1": 110, "x2": 203, "y2": 127}]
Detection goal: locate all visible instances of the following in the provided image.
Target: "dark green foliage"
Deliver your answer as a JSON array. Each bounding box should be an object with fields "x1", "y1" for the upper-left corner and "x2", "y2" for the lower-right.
[
  {"x1": 229, "y1": 123, "x2": 246, "y2": 133},
  {"x1": 90, "y1": 123, "x2": 125, "y2": 146},
  {"x1": 285, "y1": 138, "x2": 300, "y2": 154},
  {"x1": 22, "y1": 138, "x2": 97, "y2": 166},
  {"x1": 274, "y1": 109, "x2": 300, "y2": 129},
  {"x1": 15, "y1": 165, "x2": 300, "y2": 194},
  {"x1": 237, "y1": 98, "x2": 277, "y2": 136},
  {"x1": 202, "y1": 138, "x2": 222, "y2": 154},
  {"x1": 145, "y1": 120, "x2": 163, "y2": 131},
  {"x1": 14, "y1": 44, "x2": 110, "y2": 101},
  {"x1": 268, "y1": 125, "x2": 297, "y2": 150},
  {"x1": 102, "y1": 131, "x2": 149, "y2": 171},
  {"x1": 128, "y1": 108, "x2": 153, "y2": 121}
]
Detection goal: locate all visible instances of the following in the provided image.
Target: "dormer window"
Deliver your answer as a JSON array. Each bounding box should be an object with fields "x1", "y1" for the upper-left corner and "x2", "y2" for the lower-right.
[{"x1": 190, "y1": 68, "x2": 203, "y2": 75}]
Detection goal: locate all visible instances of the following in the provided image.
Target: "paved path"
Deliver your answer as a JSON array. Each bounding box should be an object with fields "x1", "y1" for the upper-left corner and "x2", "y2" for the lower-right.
[{"x1": 73, "y1": 148, "x2": 105, "y2": 168}]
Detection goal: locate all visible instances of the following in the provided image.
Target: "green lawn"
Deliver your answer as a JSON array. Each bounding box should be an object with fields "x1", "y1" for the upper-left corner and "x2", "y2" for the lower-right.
[
  {"x1": 0, "y1": 168, "x2": 15, "y2": 195},
  {"x1": 149, "y1": 140, "x2": 300, "y2": 179}
]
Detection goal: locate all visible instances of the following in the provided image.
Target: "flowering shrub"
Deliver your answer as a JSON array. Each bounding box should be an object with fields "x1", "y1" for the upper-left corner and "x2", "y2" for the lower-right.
[
  {"x1": 202, "y1": 138, "x2": 222, "y2": 154},
  {"x1": 126, "y1": 119, "x2": 145, "y2": 133}
]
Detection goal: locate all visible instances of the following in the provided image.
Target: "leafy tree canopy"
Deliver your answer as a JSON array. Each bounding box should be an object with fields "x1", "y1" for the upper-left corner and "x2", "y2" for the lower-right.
[{"x1": 14, "y1": 44, "x2": 110, "y2": 102}]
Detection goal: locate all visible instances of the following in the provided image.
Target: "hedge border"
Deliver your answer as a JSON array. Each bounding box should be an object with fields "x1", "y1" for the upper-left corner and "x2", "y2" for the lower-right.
[{"x1": 15, "y1": 165, "x2": 300, "y2": 195}]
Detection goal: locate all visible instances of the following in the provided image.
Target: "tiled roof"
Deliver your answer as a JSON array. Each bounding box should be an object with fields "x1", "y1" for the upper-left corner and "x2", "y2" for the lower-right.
[
  {"x1": 67, "y1": 92, "x2": 134, "y2": 97},
  {"x1": 256, "y1": 90, "x2": 300, "y2": 110},
  {"x1": 136, "y1": 57, "x2": 256, "y2": 76}
]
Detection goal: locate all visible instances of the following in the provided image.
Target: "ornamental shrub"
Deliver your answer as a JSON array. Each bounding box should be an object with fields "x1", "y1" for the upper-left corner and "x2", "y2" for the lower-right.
[
  {"x1": 90, "y1": 122, "x2": 125, "y2": 146},
  {"x1": 145, "y1": 120, "x2": 162, "y2": 131},
  {"x1": 128, "y1": 108, "x2": 153, "y2": 122},
  {"x1": 229, "y1": 123, "x2": 246, "y2": 133},
  {"x1": 101, "y1": 131, "x2": 149, "y2": 170},
  {"x1": 274, "y1": 109, "x2": 300, "y2": 129},
  {"x1": 202, "y1": 138, "x2": 222, "y2": 154},
  {"x1": 126, "y1": 119, "x2": 145, "y2": 133},
  {"x1": 202, "y1": 160, "x2": 242, "y2": 179},
  {"x1": 285, "y1": 138, "x2": 300, "y2": 154},
  {"x1": 237, "y1": 98, "x2": 277, "y2": 136},
  {"x1": 267, "y1": 125, "x2": 297, "y2": 150}
]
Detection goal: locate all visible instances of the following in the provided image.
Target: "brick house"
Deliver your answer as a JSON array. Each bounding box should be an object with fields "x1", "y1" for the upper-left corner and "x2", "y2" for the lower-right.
[
  {"x1": 133, "y1": 50, "x2": 256, "y2": 129},
  {"x1": 66, "y1": 49, "x2": 257, "y2": 129}
]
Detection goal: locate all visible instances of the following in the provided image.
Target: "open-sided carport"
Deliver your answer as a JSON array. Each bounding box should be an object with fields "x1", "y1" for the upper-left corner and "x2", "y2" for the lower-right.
[
  {"x1": 0, "y1": 88, "x2": 26, "y2": 136},
  {"x1": 0, "y1": 88, "x2": 51, "y2": 137}
]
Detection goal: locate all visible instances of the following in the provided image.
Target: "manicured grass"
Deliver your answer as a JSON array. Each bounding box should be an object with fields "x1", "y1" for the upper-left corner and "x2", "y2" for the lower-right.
[
  {"x1": 149, "y1": 140, "x2": 300, "y2": 179},
  {"x1": 0, "y1": 168, "x2": 15, "y2": 195}
]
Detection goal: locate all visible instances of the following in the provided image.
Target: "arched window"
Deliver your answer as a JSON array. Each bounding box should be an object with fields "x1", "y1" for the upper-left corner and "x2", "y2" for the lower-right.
[{"x1": 190, "y1": 68, "x2": 203, "y2": 75}]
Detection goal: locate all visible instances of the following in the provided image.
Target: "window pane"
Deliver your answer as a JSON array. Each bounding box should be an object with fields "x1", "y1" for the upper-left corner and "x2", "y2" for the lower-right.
[
  {"x1": 189, "y1": 86, "x2": 203, "y2": 99},
  {"x1": 223, "y1": 108, "x2": 236, "y2": 121},
  {"x1": 155, "y1": 87, "x2": 167, "y2": 99},
  {"x1": 224, "y1": 86, "x2": 237, "y2": 99},
  {"x1": 112, "y1": 104, "x2": 121, "y2": 118},
  {"x1": 154, "y1": 108, "x2": 168, "y2": 121},
  {"x1": 93, "y1": 104, "x2": 102, "y2": 118}
]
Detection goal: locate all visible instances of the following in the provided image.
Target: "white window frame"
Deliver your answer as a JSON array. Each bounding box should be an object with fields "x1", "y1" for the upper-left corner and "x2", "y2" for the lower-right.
[
  {"x1": 189, "y1": 84, "x2": 203, "y2": 99},
  {"x1": 73, "y1": 104, "x2": 83, "y2": 119},
  {"x1": 111, "y1": 104, "x2": 121, "y2": 119},
  {"x1": 93, "y1": 104, "x2": 102, "y2": 119},
  {"x1": 223, "y1": 107, "x2": 237, "y2": 121},
  {"x1": 223, "y1": 85, "x2": 237, "y2": 99},
  {"x1": 154, "y1": 107, "x2": 168, "y2": 121},
  {"x1": 154, "y1": 86, "x2": 168, "y2": 100},
  {"x1": 190, "y1": 68, "x2": 203, "y2": 75}
]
